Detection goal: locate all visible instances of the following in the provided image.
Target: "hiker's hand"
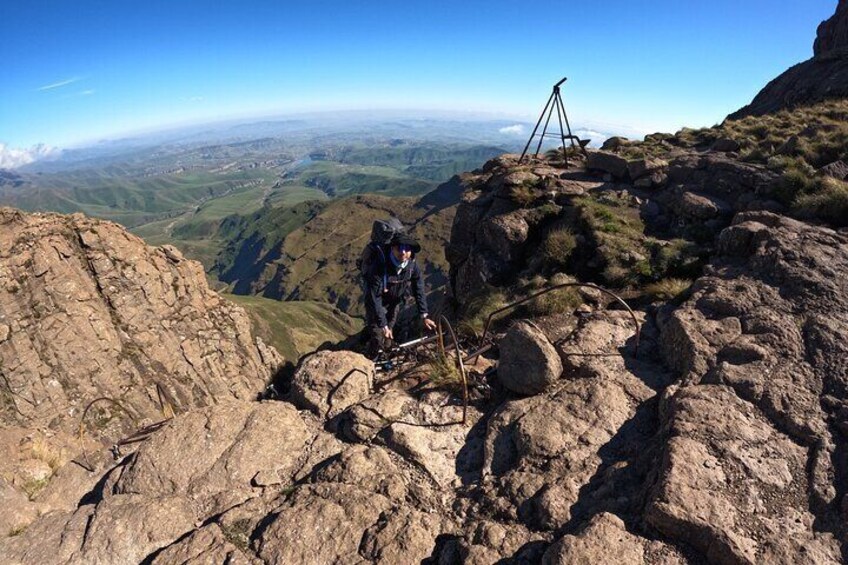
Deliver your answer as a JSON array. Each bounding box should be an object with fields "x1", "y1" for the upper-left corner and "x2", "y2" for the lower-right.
[
  {"x1": 382, "y1": 326, "x2": 393, "y2": 340},
  {"x1": 423, "y1": 317, "x2": 437, "y2": 332}
]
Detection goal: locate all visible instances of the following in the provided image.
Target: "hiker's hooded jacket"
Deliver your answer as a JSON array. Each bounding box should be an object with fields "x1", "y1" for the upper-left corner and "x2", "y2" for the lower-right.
[{"x1": 361, "y1": 244, "x2": 428, "y2": 328}]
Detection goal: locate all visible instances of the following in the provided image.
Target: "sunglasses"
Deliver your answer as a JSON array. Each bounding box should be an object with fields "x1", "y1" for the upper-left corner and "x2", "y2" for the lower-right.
[{"x1": 398, "y1": 244, "x2": 413, "y2": 252}]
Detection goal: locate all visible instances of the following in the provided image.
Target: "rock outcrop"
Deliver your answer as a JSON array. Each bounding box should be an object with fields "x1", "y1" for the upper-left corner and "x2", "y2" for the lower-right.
[
  {"x1": 729, "y1": 0, "x2": 848, "y2": 118},
  {"x1": 0, "y1": 208, "x2": 281, "y2": 437}
]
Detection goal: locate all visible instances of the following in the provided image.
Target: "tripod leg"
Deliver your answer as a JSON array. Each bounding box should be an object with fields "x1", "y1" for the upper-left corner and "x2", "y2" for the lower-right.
[
  {"x1": 558, "y1": 91, "x2": 588, "y2": 159},
  {"x1": 554, "y1": 92, "x2": 569, "y2": 167},
  {"x1": 535, "y1": 97, "x2": 556, "y2": 158},
  {"x1": 520, "y1": 91, "x2": 555, "y2": 163}
]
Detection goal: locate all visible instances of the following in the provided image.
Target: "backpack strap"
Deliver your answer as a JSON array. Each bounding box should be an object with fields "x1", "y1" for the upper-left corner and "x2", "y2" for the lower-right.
[{"x1": 374, "y1": 243, "x2": 388, "y2": 293}]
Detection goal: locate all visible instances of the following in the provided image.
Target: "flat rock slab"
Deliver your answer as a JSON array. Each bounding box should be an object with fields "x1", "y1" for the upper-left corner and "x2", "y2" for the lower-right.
[
  {"x1": 115, "y1": 401, "x2": 310, "y2": 520},
  {"x1": 647, "y1": 385, "x2": 841, "y2": 564}
]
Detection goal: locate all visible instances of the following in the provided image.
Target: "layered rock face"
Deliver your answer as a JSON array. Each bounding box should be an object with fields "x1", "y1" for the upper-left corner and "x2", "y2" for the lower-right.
[
  {"x1": 729, "y1": 0, "x2": 848, "y2": 118},
  {"x1": 649, "y1": 212, "x2": 848, "y2": 562},
  {"x1": 0, "y1": 207, "x2": 281, "y2": 435}
]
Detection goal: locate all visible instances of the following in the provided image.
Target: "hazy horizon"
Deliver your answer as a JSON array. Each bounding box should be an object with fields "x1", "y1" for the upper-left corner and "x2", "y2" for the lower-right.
[{"x1": 1, "y1": 0, "x2": 836, "y2": 162}]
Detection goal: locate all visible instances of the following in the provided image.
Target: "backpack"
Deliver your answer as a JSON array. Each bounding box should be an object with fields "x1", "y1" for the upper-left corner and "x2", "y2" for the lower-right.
[{"x1": 369, "y1": 217, "x2": 405, "y2": 246}]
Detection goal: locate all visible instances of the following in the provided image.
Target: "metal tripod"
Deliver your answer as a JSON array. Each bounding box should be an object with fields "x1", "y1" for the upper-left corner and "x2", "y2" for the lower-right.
[{"x1": 519, "y1": 77, "x2": 588, "y2": 166}]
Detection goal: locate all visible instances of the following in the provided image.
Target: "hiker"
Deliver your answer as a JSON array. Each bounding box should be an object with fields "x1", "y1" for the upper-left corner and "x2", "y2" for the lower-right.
[{"x1": 360, "y1": 219, "x2": 437, "y2": 357}]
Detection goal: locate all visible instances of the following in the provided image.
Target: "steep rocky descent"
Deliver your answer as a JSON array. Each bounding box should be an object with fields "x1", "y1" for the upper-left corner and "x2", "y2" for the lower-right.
[
  {"x1": 729, "y1": 0, "x2": 848, "y2": 119},
  {"x1": 0, "y1": 207, "x2": 282, "y2": 436}
]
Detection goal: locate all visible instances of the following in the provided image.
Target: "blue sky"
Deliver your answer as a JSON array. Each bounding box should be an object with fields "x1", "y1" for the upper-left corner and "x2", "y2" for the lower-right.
[{"x1": 0, "y1": 0, "x2": 836, "y2": 150}]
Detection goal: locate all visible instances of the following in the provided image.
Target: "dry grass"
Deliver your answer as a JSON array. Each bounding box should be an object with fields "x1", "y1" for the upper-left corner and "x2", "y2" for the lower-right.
[
  {"x1": 643, "y1": 278, "x2": 693, "y2": 301},
  {"x1": 427, "y1": 353, "x2": 463, "y2": 391},
  {"x1": 510, "y1": 184, "x2": 536, "y2": 207},
  {"x1": 20, "y1": 477, "x2": 50, "y2": 501},
  {"x1": 793, "y1": 177, "x2": 848, "y2": 227},
  {"x1": 597, "y1": 99, "x2": 848, "y2": 226},
  {"x1": 542, "y1": 228, "x2": 577, "y2": 267},
  {"x1": 29, "y1": 436, "x2": 68, "y2": 473},
  {"x1": 526, "y1": 287, "x2": 582, "y2": 316},
  {"x1": 459, "y1": 288, "x2": 509, "y2": 337},
  {"x1": 8, "y1": 523, "x2": 28, "y2": 537}
]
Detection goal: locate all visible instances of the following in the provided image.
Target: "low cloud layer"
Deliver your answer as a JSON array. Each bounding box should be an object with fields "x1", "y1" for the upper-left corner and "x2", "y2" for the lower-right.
[
  {"x1": 499, "y1": 124, "x2": 525, "y2": 135},
  {"x1": 0, "y1": 143, "x2": 62, "y2": 169}
]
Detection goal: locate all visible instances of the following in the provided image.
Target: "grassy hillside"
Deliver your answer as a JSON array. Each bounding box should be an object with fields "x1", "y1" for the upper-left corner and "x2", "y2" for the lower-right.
[
  {"x1": 215, "y1": 200, "x2": 327, "y2": 293},
  {"x1": 0, "y1": 169, "x2": 276, "y2": 227},
  {"x1": 320, "y1": 142, "x2": 505, "y2": 181},
  {"x1": 225, "y1": 295, "x2": 362, "y2": 364},
  {"x1": 216, "y1": 184, "x2": 460, "y2": 317}
]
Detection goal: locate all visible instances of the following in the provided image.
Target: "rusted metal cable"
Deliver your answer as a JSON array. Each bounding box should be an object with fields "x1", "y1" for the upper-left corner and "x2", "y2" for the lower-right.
[
  {"x1": 439, "y1": 315, "x2": 469, "y2": 424},
  {"x1": 479, "y1": 282, "x2": 641, "y2": 353},
  {"x1": 76, "y1": 397, "x2": 138, "y2": 471}
]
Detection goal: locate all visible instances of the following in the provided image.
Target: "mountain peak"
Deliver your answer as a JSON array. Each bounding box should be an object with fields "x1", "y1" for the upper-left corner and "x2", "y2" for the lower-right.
[
  {"x1": 729, "y1": 0, "x2": 848, "y2": 119},
  {"x1": 814, "y1": 0, "x2": 848, "y2": 57}
]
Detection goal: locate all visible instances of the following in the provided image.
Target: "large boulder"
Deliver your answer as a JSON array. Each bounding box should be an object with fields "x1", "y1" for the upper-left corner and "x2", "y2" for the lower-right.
[
  {"x1": 477, "y1": 211, "x2": 530, "y2": 264},
  {"x1": 586, "y1": 151, "x2": 629, "y2": 179},
  {"x1": 289, "y1": 350, "x2": 374, "y2": 421},
  {"x1": 0, "y1": 495, "x2": 196, "y2": 565},
  {"x1": 256, "y1": 483, "x2": 393, "y2": 564},
  {"x1": 498, "y1": 321, "x2": 563, "y2": 395},
  {"x1": 818, "y1": 159, "x2": 848, "y2": 180},
  {"x1": 543, "y1": 513, "x2": 685, "y2": 565}
]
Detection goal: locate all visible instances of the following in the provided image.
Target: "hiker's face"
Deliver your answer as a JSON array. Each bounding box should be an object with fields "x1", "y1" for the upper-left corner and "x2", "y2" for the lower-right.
[{"x1": 392, "y1": 245, "x2": 412, "y2": 262}]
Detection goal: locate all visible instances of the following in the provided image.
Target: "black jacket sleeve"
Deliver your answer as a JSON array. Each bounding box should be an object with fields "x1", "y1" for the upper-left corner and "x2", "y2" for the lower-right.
[{"x1": 410, "y1": 259, "x2": 428, "y2": 317}]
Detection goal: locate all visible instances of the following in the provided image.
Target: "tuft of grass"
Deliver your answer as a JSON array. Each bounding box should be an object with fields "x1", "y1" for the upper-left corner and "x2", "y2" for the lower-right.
[
  {"x1": 20, "y1": 477, "x2": 50, "y2": 501},
  {"x1": 8, "y1": 524, "x2": 28, "y2": 537},
  {"x1": 427, "y1": 353, "x2": 463, "y2": 391},
  {"x1": 793, "y1": 177, "x2": 848, "y2": 227},
  {"x1": 220, "y1": 518, "x2": 252, "y2": 551},
  {"x1": 29, "y1": 437, "x2": 67, "y2": 473},
  {"x1": 510, "y1": 183, "x2": 536, "y2": 207},
  {"x1": 542, "y1": 228, "x2": 577, "y2": 268},
  {"x1": 643, "y1": 278, "x2": 693, "y2": 302},
  {"x1": 525, "y1": 286, "x2": 582, "y2": 316},
  {"x1": 459, "y1": 287, "x2": 510, "y2": 337}
]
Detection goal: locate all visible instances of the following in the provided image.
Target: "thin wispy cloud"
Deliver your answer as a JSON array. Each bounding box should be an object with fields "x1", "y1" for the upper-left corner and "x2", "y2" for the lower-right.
[
  {"x1": 80, "y1": 90, "x2": 95, "y2": 96},
  {"x1": 37, "y1": 77, "x2": 81, "y2": 91}
]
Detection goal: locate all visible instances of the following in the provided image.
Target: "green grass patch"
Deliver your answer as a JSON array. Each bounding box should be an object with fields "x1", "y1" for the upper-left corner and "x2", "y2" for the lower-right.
[{"x1": 225, "y1": 295, "x2": 362, "y2": 363}]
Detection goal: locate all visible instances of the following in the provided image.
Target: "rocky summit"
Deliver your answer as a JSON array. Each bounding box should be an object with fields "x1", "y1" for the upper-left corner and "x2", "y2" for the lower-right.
[{"x1": 4, "y1": 5, "x2": 848, "y2": 564}]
